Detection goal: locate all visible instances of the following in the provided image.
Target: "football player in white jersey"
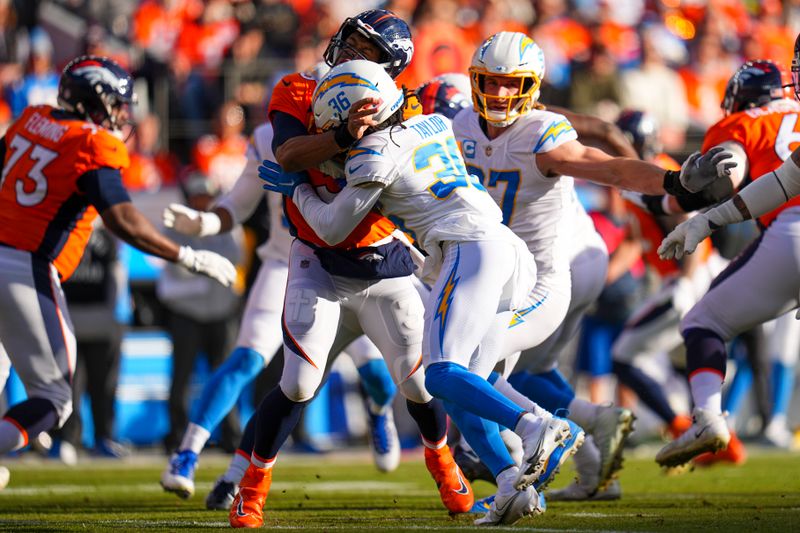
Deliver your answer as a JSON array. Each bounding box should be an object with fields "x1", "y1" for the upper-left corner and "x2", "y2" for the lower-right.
[
  {"x1": 159, "y1": 118, "x2": 404, "y2": 507},
  {"x1": 447, "y1": 34, "x2": 645, "y2": 500}
]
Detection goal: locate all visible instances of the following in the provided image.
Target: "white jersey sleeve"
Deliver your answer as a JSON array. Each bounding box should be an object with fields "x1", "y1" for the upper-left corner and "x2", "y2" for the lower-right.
[
  {"x1": 344, "y1": 137, "x2": 399, "y2": 188},
  {"x1": 531, "y1": 113, "x2": 578, "y2": 153}
]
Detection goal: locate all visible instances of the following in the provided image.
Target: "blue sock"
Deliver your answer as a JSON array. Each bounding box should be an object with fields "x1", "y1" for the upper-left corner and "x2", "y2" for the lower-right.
[
  {"x1": 357, "y1": 359, "x2": 397, "y2": 408},
  {"x1": 192, "y1": 346, "x2": 265, "y2": 431},
  {"x1": 613, "y1": 361, "x2": 676, "y2": 424},
  {"x1": 724, "y1": 360, "x2": 752, "y2": 415},
  {"x1": 771, "y1": 361, "x2": 795, "y2": 418},
  {"x1": 424, "y1": 361, "x2": 524, "y2": 430},
  {"x1": 507, "y1": 370, "x2": 574, "y2": 414},
  {"x1": 445, "y1": 401, "x2": 513, "y2": 478}
]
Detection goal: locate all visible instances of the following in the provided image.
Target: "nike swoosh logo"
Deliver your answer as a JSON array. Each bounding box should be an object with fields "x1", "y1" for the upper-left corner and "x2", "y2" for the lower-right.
[
  {"x1": 236, "y1": 498, "x2": 248, "y2": 517},
  {"x1": 348, "y1": 164, "x2": 364, "y2": 174},
  {"x1": 694, "y1": 426, "x2": 707, "y2": 439},
  {"x1": 494, "y1": 493, "x2": 514, "y2": 515},
  {"x1": 282, "y1": 80, "x2": 291, "y2": 86},
  {"x1": 453, "y1": 467, "x2": 470, "y2": 495}
]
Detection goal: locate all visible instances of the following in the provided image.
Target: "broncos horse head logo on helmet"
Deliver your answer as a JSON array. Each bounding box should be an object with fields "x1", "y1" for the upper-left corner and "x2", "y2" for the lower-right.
[
  {"x1": 722, "y1": 60, "x2": 786, "y2": 116},
  {"x1": 58, "y1": 55, "x2": 136, "y2": 132},
  {"x1": 322, "y1": 9, "x2": 413, "y2": 80}
]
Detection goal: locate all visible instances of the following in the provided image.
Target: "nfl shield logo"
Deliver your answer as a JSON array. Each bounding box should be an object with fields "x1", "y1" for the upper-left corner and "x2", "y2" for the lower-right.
[{"x1": 485, "y1": 145, "x2": 493, "y2": 156}]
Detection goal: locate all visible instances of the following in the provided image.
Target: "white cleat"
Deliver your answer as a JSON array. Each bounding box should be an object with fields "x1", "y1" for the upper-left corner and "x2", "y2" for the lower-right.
[
  {"x1": 0, "y1": 466, "x2": 9, "y2": 491},
  {"x1": 591, "y1": 406, "x2": 635, "y2": 489},
  {"x1": 475, "y1": 467, "x2": 545, "y2": 526},
  {"x1": 656, "y1": 408, "x2": 730, "y2": 467},
  {"x1": 366, "y1": 401, "x2": 401, "y2": 473},
  {"x1": 548, "y1": 478, "x2": 622, "y2": 502},
  {"x1": 515, "y1": 417, "x2": 571, "y2": 491},
  {"x1": 160, "y1": 450, "x2": 198, "y2": 499}
]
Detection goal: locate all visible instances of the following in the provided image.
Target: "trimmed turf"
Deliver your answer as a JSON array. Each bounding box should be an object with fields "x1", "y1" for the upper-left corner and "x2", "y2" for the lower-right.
[{"x1": 0, "y1": 449, "x2": 798, "y2": 531}]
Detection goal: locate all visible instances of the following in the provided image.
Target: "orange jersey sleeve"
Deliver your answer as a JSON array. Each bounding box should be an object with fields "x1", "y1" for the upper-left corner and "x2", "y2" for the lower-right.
[
  {"x1": 269, "y1": 73, "x2": 396, "y2": 249},
  {"x1": 703, "y1": 101, "x2": 800, "y2": 228},
  {"x1": 0, "y1": 105, "x2": 129, "y2": 280}
]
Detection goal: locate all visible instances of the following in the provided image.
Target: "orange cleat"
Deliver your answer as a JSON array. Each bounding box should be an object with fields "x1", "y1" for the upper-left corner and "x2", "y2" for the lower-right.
[
  {"x1": 229, "y1": 464, "x2": 272, "y2": 528},
  {"x1": 424, "y1": 444, "x2": 474, "y2": 514},
  {"x1": 667, "y1": 414, "x2": 693, "y2": 439},
  {"x1": 693, "y1": 431, "x2": 747, "y2": 467}
]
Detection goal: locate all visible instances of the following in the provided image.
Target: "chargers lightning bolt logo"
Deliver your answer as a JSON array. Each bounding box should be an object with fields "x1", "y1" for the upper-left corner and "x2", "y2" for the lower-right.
[
  {"x1": 508, "y1": 293, "x2": 548, "y2": 328},
  {"x1": 533, "y1": 120, "x2": 574, "y2": 153},
  {"x1": 435, "y1": 245, "x2": 461, "y2": 354},
  {"x1": 315, "y1": 73, "x2": 379, "y2": 99}
]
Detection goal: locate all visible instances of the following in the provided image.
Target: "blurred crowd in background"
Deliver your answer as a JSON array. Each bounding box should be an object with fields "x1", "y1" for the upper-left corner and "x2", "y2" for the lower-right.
[{"x1": 1, "y1": 0, "x2": 798, "y2": 459}]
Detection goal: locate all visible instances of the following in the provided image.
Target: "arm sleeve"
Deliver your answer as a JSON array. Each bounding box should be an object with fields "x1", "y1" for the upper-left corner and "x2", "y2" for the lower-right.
[
  {"x1": 271, "y1": 110, "x2": 312, "y2": 154},
  {"x1": 291, "y1": 182, "x2": 384, "y2": 246},
  {"x1": 77, "y1": 167, "x2": 132, "y2": 212},
  {"x1": 738, "y1": 155, "x2": 800, "y2": 219}
]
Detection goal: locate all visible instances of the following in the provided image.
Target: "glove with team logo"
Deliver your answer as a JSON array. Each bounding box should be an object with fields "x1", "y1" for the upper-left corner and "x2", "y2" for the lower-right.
[
  {"x1": 177, "y1": 246, "x2": 237, "y2": 287},
  {"x1": 258, "y1": 160, "x2": 309, "y2": 198},
  {"x1": 670, "y1": 147, "x2": 737, "y2": 194},
  {"x1": 163, "y1": 203, "x2": 222, "y2": 237},
  {"x1": 657, "y1": 213, "x2": 715, "y2": 260}
]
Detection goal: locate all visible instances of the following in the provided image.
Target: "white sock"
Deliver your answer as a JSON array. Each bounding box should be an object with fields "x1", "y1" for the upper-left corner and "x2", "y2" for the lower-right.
[
  {"x1": 689, "y1": 371, "x2": 723, "y2": 414},
  {"x1": 495, "y1": 463, "x2": 519, "y2": 487},
  {"x1": 250, "y1": 453, "x2": 277, "y2": 469},
  {"x1": 500, "y1": 428, "x2": 524, "y2": 465},
  {"x1": 422, "y1": 435, "x2": 447, "y2": 450},
  {"x1": 514, "y1": 412, "x2": 544, "y2": 439},
  {"x1": 367, "y1": 397, "x2": 390, "y2": 416},
  {"x1": 0, "y1": 420, "x2": 27, "y2": 454},
  {"x1": 223, "y1": 452, "x2": 251, "y2": 484},
  {"x1": 567, "y1": 398, "x2": 600, "y2": 432},
  {"x1": 179, "y1": 423, "x2": 211, "y2": 454},
  {"x1": 492, "y1": 376, "x2": 551, "y2": 419}
]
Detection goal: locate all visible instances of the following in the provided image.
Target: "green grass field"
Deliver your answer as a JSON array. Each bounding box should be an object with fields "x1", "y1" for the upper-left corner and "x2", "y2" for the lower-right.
[{"x1": 0, "y1": 448, "x2": 798, "y2": 532}]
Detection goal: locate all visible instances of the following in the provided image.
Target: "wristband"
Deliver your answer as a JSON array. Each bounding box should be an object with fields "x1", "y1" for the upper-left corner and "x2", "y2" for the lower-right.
[
  {"x1": 662, "y1": 169, "x2": 690, "y2": 196},
  {"x1": 334, "y1": 124, "x2": 357, "y2": 149}
]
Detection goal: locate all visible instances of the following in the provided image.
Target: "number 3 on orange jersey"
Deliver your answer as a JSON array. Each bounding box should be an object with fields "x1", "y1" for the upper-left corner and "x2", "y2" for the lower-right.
[{"x1": 1, "y1": 135, "x2": 57, "y2": 206}]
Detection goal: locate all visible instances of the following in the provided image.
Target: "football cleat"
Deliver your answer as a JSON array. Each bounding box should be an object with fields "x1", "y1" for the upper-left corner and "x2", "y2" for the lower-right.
[
  {"x1": 453, "y1": 442, "x2": 496, "y2": 485},
  {"x1": 591, "y1": 406, "x2": 635, "y2": 489},
  {"x1": 160, "y1": 449, "x2": 198, "y2": 499},
  {"x1": 474, "y1": 467, "x2": 545, "y2": 526},
  {"x1": 206, "y1": 476, "x2": 238, "y2": 510},
  {"x1": 424, "y1": 445, "x2": 474, "y2": 514},
  {"x1": 229, "y1": 464, "x2": 272, "y2": 528},
  {"x1": 366, "y1": 402, "x2": 401, "y2": 473},
  {"x1": 656, "y1": 408, "x2": 731, "y2": 467},
  {"x1": 0, "y1": 466, "x2": 9, "y2": 491},
  {"x1": 693, "y1": 430, "x2": 747, "y2": 466},
  {"x1": 547, "y1": 478, "x2": 622, "y2": 502},
  {"x1": 533, "y1": 419, "x2": 584, "y2": 491},
  {"x1": 514, "y1": 416, "x2": 571, "y2": 491}
]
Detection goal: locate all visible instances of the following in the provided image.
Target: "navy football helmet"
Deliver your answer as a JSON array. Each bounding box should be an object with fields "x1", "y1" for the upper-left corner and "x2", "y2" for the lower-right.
[
  {"x1": 322, "y1": 9, "x2": 413, "y2": 79},
  {"x1": 416, "y1": 79, "x2": 470, "y2": 119},
  {"x1": 616, "y1": 110, "x2": 660, "y2": 160},
  {"x1": 722, "y1": 60, "x2": 784, "y2": 115},
  {"x1": 58, "y1": 55, "x2": 135, "y2": 131}
]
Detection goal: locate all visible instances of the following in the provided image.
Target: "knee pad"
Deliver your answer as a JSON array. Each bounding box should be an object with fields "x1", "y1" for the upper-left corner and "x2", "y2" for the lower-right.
[{"x1": 396, "y1": 371, "x2": 431, "y2": 404}]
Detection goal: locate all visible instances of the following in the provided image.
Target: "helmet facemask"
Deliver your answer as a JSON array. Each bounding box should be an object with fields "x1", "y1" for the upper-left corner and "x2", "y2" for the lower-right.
[
  {"x1": 322, "y1": 13, "x2": 411, "y2": 79},
  {"x1": 469, "y1": 69, "x2": 541, "y2": 127}
]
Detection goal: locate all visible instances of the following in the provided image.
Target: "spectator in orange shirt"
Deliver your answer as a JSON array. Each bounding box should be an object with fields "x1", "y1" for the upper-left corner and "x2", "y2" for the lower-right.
[
  {"x1": 679, "y1": 33, "x2": 737, "y2": 129},
  {"x1": 192, "y1": 101, "x2": 247, "y2": 193},
  {"x1": 122, "y1": 113, "x2": 179, "y2": 191}
]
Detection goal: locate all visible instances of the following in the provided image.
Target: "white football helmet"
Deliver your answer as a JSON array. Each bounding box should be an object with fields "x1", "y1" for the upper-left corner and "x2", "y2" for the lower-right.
[
  {"x1": 312, "y1": 59, "x2": 405, "y2": 131},
  {"x1": 469, "y1": 32, "x2": 546, "y2": 127}
]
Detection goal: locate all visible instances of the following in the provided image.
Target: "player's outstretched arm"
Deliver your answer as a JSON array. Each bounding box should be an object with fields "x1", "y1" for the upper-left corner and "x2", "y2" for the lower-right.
[
  {"x1": 259, "y1": 160, "x2": 383, "y2": 246},
  {"x1": 102, "y1": 202, "x2": 236, "y2": 286},
  {"x1": 538, "y1": 140, "x2": 736, "y2": 195},
  {"x1": 549, "y1": 106, "x2": 639, "y2": 159}
]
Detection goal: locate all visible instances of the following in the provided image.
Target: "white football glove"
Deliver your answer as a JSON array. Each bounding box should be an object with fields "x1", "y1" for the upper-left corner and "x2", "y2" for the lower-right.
[
  {"x1": 657, "y1": 213, "x2": 714, "y2": 260},
  {"x1": 177, "y1": 246, "x2": 237, "y2": 287},
  {"x1": 678, "y1": 147, "x2": 737, "y2": 193},
  {"x1": 163, "y1": 203, "x2": 222, "y2": 237}
]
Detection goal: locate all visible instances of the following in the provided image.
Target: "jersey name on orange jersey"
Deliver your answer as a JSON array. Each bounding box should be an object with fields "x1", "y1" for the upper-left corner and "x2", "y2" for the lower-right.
[{"x1": 0, "y1": 105, "x2": 129, "y2": 280}]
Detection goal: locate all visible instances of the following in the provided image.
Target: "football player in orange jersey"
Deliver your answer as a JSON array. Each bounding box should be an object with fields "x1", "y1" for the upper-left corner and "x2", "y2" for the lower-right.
[
  {"x1": 654, "y1": 58, "x2": 800, "y2": 467},
  {"x1": 0, "y1": 56, "x2": 236, "y2": 479},
  {"x1": 227, "y1": 11, "x2": 471, "y2": 529}
]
